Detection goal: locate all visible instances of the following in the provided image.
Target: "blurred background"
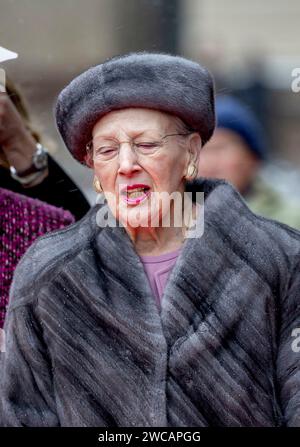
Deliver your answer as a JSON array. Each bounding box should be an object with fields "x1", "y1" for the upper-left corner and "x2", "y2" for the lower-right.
[{"x1": 1, "y1": 0, "x2": 300, "y2": 205}]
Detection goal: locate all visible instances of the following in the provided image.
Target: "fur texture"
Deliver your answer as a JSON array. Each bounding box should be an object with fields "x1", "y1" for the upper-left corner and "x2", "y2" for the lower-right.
[
  {"x1": 55, "y1": 52, "x2": 215, "y2": 164},
  {"x1": 1, "y1": 178, "x2": 300, "y2": 426}
]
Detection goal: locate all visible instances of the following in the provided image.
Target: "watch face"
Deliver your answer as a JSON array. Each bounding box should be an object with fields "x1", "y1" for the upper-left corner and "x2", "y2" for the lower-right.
[{"x1": 33, "y1": 146, "x2": 48, "y2": 169}]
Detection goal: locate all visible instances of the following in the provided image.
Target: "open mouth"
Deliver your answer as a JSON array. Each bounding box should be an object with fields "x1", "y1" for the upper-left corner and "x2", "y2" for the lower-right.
[
  {"x1": 120, "y1": 184, "x2": 151, "y2": 204},
  {"x1": 126, "y1": 187, "x2": 150, "y2": 199}
]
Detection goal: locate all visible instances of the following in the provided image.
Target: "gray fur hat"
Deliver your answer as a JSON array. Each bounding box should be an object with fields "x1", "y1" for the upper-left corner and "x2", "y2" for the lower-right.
[{"x1": 55, "y1": 52, "x2": 215, "y2": 165}]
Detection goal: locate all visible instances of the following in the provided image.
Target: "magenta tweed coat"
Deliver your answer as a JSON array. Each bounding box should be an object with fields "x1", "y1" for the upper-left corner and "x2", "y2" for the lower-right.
[{"x1": 0, "y1": 187, "x2": 74, "y2": 328}]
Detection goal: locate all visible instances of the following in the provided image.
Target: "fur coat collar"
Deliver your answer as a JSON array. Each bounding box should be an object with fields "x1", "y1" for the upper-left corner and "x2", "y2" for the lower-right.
[{"x1": 1, "y1": 177, "x2": 300, "y2": 427}]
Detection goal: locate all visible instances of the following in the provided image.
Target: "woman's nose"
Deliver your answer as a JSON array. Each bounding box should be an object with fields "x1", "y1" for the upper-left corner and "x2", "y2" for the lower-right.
[{"x1": 117, "y1": 143, "x2": 140, "y2": 176}]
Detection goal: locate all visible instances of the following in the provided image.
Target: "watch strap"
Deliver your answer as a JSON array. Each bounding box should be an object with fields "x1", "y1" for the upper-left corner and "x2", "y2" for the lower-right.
[
  {"x1": 10, "y1": 167, "x2": 47, "y2": 185},
  {"x1": 9, "y1": 143, "x2": 48, "y2": 185}
]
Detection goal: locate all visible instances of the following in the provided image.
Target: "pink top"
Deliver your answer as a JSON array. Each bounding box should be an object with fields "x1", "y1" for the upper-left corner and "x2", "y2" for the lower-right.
[{"x1": 140, "y1": 248, "x2": 182, "y2": 309}]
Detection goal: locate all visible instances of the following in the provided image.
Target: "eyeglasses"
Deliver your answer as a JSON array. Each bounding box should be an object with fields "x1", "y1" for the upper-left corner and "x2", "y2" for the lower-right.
[{"x1": 86, "y1": 133, "x2": 192, "y2": 161}]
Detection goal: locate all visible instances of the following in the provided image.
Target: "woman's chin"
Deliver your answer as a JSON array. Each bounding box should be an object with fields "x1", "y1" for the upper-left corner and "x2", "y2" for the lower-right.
[{"x1": 117, "y1": 201, "x2": 161, "y2": 229}]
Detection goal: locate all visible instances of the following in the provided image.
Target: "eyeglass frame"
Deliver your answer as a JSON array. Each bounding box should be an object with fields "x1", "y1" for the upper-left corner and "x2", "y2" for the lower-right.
[{"x1": 85, "y1": 132, "x2": 194, "y2": 161}]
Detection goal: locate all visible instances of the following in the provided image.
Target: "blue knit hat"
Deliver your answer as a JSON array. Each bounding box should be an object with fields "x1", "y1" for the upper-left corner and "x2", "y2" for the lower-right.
[{"x1": 216, "y1": 95, "x2": 268, "y2": 161}]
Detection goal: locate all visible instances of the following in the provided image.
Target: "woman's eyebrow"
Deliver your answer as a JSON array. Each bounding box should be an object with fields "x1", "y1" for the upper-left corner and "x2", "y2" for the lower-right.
[
  {"x1": 93, "y1": 129, "x2": 163, "y2": 140},
  {"x1": 134, "y1": 130, "x2": 163, "y2": 138}
]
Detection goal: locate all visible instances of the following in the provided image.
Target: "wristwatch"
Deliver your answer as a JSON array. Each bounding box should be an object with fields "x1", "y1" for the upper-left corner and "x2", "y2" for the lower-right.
[{"x1": 10, "y1": 143, "x2": 48, "y2": 185}]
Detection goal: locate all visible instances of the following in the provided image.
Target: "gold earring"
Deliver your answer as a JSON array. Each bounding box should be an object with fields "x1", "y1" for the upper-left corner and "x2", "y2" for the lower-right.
[
  {"x1": 186, "y1": 164, "x2": 197, "y2": 180},
  {"x1": 93, "y1": 176, "x2": 103, "y2": 193}
]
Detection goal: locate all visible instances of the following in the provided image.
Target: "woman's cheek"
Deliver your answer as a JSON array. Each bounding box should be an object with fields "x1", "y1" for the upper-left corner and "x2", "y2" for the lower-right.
[{"x1": 95, "y1": 165, "x2": 115, "y2": 191}]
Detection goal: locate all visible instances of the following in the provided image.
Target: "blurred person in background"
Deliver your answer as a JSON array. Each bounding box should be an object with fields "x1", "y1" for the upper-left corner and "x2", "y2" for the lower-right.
[
  {"x1": 1, "y1": 53, "x2": 300, "y2": 427},
  {"x1": 0, "y1": 79, "x2": 77, "y2": 351},
  {"x1": 0, "y1": 78, "x2": 90, "y2": 220},
  {"x1": 198, "y1": 95, "x2": 300, "y2": 229}
]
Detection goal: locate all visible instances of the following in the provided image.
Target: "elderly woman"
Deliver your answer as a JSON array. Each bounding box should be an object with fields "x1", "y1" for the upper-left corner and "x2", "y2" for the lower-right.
[{"x1": 1, "y1": 52, "x2": 300, "y2": 427}]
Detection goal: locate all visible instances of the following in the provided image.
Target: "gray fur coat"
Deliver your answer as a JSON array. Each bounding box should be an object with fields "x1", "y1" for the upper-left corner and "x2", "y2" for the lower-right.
[{"x1": 1, "y1": 178, "x2": 300, "y2": 427}]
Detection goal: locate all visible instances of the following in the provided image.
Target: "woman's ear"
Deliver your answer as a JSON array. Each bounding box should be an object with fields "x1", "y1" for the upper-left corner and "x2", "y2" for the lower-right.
[
  {"x1": 188, "y1": 133, "x2": 202, "y2": 165},
  {"x1": 183, "y1": 133, "x2": 202, "y2": 180},
  {"x1": 84, "y1": 152, "x2": 94, "y2": 169}
]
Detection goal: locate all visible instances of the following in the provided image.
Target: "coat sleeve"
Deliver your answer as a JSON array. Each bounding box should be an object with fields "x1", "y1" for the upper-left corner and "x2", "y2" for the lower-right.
[
  {"x1": 277, "y1": 256, "x2": 300, "y2": 426},
  {"x1": 0, "y1": 301, "x2": 59, "y2": 426},
  {"x1": 0, "y1": 155, "x2": 91, "y2": 221}
]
